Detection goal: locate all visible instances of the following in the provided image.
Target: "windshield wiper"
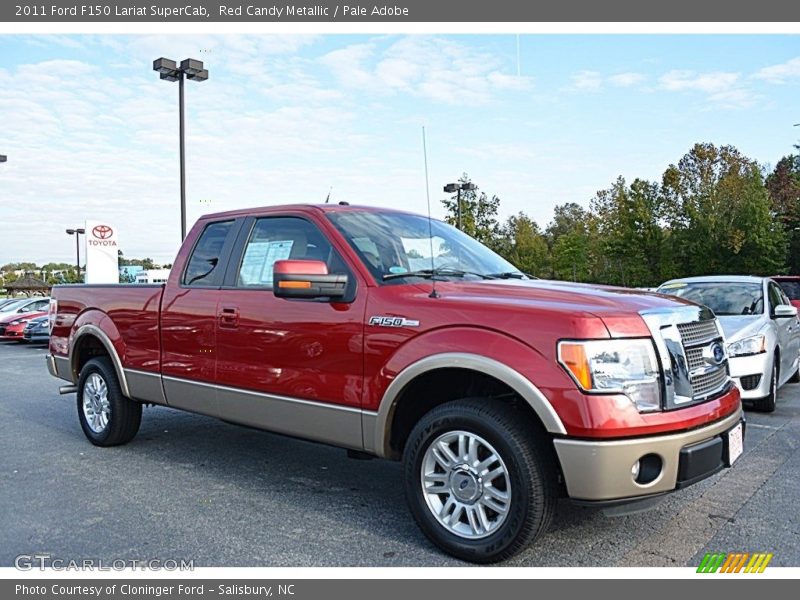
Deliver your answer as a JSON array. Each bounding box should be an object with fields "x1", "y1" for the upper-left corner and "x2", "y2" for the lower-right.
[
  {"x1": 485, "y1": 271, "x2": 528, "y2": 280},
  {"x1": 383, "y1": 268, "x2": 494, "y2": 281}
]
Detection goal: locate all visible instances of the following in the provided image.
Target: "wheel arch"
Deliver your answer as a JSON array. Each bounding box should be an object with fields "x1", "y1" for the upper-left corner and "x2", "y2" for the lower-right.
[
  {"x1": 366, "y1": 352, "x2": 566, "y2": 460},
  {"x1": 70, "y1": 324, "x2": 131, "y2": 398}
]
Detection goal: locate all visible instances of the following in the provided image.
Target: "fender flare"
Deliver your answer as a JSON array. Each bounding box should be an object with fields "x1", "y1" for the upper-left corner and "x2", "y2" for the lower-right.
[
  {"x1": 69, "y1": 324, "x2": 132, "y2": 398},
  {"x1": 367, "y1": 352, "x2": 567, "y2": 458}
]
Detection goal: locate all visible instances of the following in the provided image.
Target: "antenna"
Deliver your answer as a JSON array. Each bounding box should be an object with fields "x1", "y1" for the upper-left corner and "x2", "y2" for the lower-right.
[
  {"x1": 422, "y1": 126, "x2": 439, "y2": 299},
  {"x1": 325, "y1": 186, "x2": 332, "y2": 203}
]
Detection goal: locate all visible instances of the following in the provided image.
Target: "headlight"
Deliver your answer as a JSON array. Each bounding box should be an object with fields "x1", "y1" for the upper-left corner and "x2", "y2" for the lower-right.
[
  {"x1": 558, "y1": 339, "x2": 662, "y2": 412},
  {"x1": 10, "y1": 319, "x2": 28, "y2": 325},
  {"x1": 727, "y1": 334, "x2": 766, "y2": 358}
]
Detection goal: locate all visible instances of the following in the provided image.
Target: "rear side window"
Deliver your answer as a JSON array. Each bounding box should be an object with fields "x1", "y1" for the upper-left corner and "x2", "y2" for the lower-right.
[
  {"x1": 776, "y1": 280, "x2": 800, "y2": 301},
  {"x1": 183, "y1": 221, "x2": 233, "y2": 287}
]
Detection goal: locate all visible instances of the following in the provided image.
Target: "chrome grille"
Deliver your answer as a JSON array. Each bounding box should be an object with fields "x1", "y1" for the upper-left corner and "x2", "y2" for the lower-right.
[
  {"x1": 685, "y1": 347, "x2": 705, "y2": 371},
  {"x1": 677, "y1": 318, "x2": 728, "y2": 404},
  {"x1": 691, "y1": 365, "x2": 728, "y2": 399},
  {"x1": 641, "y1": 306, "x2": 733, "y2": 410},
  {"x1": 677, "y1": 320, "x2": 719, "y2": 346}
]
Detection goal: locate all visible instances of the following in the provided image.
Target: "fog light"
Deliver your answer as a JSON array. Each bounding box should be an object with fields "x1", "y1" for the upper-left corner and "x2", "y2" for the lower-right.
[
  {"x1": 633, "y1": 453, "x2": 663, "y2": 485},
  {"x1": 631, "y1": 460, "x2": 641, "y2": 479}
]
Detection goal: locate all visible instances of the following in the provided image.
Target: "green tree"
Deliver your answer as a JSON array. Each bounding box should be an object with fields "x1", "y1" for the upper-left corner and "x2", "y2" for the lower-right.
[
  {"x1": 495, "y1": 213, "x2": 551, "y2": 277},
  {"x1": 441, "y1": 174, "x2": 501, "y2": 247},
  {"x1": 766, "y1": 155, "x2": 800, "y2": 274},
  {"x1": 591, "y1": 176, "x2": 670, "y2": 287},
  {"x1": 545, "y1": 203, "x2": 597, "y2": 281},
  {"x1": 662, "y1": 143, "x2": 785, "y2": 276}
]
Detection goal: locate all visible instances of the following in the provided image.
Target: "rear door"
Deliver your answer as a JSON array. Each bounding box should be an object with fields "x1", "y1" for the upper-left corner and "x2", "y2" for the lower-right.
[
  {"x1": 214, "y1": 213, "x2": 366, "y2": 449},
  {"x1": 160, "y1": 218, "x2": 241, "y2": 416}
]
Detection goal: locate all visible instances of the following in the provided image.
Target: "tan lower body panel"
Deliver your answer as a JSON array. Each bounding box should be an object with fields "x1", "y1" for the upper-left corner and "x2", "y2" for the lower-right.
[{"x1": 553, "y1": 408, "x2": 743, "y2": 501}]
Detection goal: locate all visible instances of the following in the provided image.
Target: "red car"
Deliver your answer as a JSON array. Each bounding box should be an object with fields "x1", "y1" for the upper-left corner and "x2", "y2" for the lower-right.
[
  {"x1": 47, "y1": 204, "x2": 743, "y2": 562},
  {"x1": 0, "y1": 310, "x2": 47, "y2": 341},
  {"x1": 770, "y1": 275, "x2": 800, "y2": 310}
]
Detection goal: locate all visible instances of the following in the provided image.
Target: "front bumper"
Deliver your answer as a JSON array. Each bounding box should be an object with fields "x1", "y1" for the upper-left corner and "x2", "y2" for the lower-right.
[
  {"x1": 554, "y1": 408, "x2": 744, "y2": 502},
  {"x1": 728, "y1": 352, "x2": 772, "y2": 400}
]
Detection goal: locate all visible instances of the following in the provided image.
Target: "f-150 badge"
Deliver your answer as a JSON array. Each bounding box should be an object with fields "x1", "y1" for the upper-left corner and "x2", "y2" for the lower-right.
[{"x1": 368, "y1": 316, "x2": 420, "y2": 327}]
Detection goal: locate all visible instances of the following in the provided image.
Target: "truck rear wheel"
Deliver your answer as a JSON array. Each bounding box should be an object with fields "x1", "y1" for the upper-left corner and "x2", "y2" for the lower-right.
[
  {"x1": 77, "y1": 357, "x2": 142, "y2": 446},
  {"x1": 403, "y1": 398, "x2": 556, "y2": 563}
]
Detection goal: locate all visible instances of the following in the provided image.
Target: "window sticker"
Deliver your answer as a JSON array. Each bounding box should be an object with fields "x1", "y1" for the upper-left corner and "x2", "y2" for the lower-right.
[{"x1": 240, "y1": 240, "x2": 294, "y2": 285}]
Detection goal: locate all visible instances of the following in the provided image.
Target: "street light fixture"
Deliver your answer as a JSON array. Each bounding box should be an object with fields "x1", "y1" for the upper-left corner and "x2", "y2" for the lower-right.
[
  {"x1": 443, "y1": 181, "x2": 478, "y2": 231},
  {"x1": 65, "y1": 228, "x2": 85, "y2": 282},
  {"x1": 153, "y1": 57, "x2": 209, "y2": 241},
  {"x1": 0, "y1": 155, "x2": 7, "y2": 163}
]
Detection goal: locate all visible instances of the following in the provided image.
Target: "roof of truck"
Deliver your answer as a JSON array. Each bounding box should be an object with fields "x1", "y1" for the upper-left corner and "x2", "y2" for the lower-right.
[{"x1": 198, "y1": 203, "x2": 418, "y2": 221}]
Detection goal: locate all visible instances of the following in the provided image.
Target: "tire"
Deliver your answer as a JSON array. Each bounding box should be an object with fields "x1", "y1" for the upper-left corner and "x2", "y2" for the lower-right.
[
  {"x1": 77, "y1": 357, "x2": 142, "y2": 446},
  {"x1": 789, "y1": 360, "x2": 800, "y2": 383},
  {"x1": 751, "y1": 357, "x2": 777, "y2": 413},
  {"x1": 403, "y1": 398, "x2": 556, "y2": 563}
]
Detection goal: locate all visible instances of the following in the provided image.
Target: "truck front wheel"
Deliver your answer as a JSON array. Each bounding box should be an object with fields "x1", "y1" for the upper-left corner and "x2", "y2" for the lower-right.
[
  {"x1": 403, "y1": 399, "x2": 556, "y2": 563},
  {"x1": 77, "y1": 357, "x2": 142, "y2": 446}
]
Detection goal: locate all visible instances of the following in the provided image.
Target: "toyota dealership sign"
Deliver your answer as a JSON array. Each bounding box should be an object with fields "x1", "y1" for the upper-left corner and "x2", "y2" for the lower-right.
[{"x1": 84, "y1": 220, "x2": 119, "y2": 283}]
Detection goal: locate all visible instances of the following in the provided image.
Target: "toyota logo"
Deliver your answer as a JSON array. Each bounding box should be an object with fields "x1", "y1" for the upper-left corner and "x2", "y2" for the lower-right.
[{"x1": 92, "y1": 225, "x2": 113, "y2": 240}]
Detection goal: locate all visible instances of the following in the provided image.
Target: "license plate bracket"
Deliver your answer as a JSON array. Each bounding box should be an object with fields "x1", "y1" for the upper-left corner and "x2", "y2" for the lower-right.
[{"x1": 725, "y1": 422, "x2": 744, "y2": 466}]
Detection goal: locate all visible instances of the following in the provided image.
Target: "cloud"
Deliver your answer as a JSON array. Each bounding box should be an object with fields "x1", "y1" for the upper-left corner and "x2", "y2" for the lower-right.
[
  {"x1": 321, "y1": 36, "x2": 532, "y2": 105},
  {"x1": 753, "y1": 56, "x2": 800, "y2": 84},
  {"x1": 608, "y1": 72, "x2": 646, "y2": 87},
  {"x1": 658, "y1": 69, "x2": 755, "y2": 108},
  {"x1": 659, "y1": 69, "x2": 740, "y2": 93},
  {"x1": 570, "y1": 70, "x2": 603, "y2": 91}
]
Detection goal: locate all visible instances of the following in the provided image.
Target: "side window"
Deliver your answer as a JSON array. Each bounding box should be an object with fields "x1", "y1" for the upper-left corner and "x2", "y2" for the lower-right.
[
  {"x1": 236, "y1": 217, "x2": 346, "y2": 288},
  {"x1": 183, "y1": 221, "x2": 234, "y2": 287},
  {"x1": 32, "y1": 300, "x2": 49, "y2": 311},
  {"x1": 768, "y1": 283, "x2": 784, "y2": 313}
]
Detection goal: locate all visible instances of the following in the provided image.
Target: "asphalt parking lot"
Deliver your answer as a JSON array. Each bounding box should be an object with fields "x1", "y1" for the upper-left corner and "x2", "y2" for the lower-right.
[{"x1": 1, "y1": 340, "x2": 798, "y2": 568}]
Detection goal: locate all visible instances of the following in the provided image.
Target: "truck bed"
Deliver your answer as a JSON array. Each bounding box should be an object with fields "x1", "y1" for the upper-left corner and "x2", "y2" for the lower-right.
[{"x1": 50, "y1": 284, "x2": 164, "y2": 373}]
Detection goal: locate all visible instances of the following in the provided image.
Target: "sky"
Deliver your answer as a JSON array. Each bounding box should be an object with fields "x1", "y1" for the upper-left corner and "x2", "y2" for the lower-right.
[{"x1": 1, "y1": 34, "x2": 799, "y2": 265}]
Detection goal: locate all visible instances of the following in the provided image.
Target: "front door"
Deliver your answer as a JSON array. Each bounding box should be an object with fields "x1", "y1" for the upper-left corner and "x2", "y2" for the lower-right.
[{"x1": 215, "y1": 214, "x2": 366, "y2": 449}]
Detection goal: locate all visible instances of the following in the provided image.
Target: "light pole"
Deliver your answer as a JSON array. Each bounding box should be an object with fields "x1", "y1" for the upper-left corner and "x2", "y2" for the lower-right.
[
  {"x1": 65, "y1": 228, "x2": 85, "y2": 282},
  {"x1": 153, "y1": 57, "x2": 209, "y2": 241},
  {"x1": 443, "y1": 181, "x2": 478, "y2": 231}
]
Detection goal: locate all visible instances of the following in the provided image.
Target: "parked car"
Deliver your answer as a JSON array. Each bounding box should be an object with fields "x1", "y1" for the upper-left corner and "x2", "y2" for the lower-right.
[
  {"x1": 770, "y1": 275, "x2": 800, "y2": 310},
  {"x1": 0, "y1": 298, "x2": 21, "y2": 311},
  {"x1": 0, "y1": 310, "x2": 48, "y2": 340},
  {"x1": 0, "y1": 297, "x2": 50, "y2": 323},
  {"x1": 657, "y1": 275, "x2": 800, "y2": 412},
  {"x1": 23, "y1": 315, "x2": 50, "y2": 343},
  {"x1": 48, "y1": 204, "x2": 744, "y2": 563}
]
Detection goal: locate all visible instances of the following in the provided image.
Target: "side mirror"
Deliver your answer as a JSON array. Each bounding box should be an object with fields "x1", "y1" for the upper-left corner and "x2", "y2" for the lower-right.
[
  {"x1": 773, "y1": 304, "x2": 798, "y2": 319},
  {"x1": 273, "y1": 260, "x2": 347, "y2": 300}
]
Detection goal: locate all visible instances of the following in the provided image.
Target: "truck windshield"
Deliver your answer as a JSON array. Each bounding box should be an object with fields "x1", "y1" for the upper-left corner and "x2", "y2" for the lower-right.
[
  {"x1": 327, "y1": 210, "x2": 524, "y2": 283},
  {"x1": 657, "y1": 281, "x2": 764, "y2": 316}
]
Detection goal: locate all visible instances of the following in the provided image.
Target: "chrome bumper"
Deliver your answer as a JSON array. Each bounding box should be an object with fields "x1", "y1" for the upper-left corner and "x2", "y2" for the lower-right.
[{"x1": 554, "y1": 408, "x2": 744, "y2": 501}]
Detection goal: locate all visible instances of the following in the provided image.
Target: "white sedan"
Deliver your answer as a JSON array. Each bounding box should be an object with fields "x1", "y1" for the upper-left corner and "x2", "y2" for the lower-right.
[{"x1": 657, "y1": 275, "x2": 800, "y2": 412}]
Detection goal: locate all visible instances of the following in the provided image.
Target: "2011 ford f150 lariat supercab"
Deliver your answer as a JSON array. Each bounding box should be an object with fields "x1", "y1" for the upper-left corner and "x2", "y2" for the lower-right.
[{"x1": 48, "y1": 204, "x2": 744, "y2": 562}]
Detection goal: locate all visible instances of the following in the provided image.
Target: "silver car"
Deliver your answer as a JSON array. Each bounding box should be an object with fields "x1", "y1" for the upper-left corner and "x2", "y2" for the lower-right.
[{"x1": 657, "y1": 275, "x2": 800, "y2": 412}]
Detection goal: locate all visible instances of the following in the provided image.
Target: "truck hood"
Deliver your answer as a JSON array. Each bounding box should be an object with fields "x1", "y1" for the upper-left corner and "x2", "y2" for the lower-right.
[{"x1": 426, "y1": 278, "x2": 700, "y2": 337}]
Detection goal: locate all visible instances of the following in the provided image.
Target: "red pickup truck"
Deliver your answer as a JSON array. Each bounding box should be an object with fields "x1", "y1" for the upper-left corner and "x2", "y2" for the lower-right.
[{"x1": 48, "y1": 203, "x2": 744, "y2": 562}]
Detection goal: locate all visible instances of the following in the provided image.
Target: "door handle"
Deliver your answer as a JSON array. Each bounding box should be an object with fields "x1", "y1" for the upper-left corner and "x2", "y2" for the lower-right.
[{"x1": 219, "y1": 306, "x2": 239, "y2": 328}]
